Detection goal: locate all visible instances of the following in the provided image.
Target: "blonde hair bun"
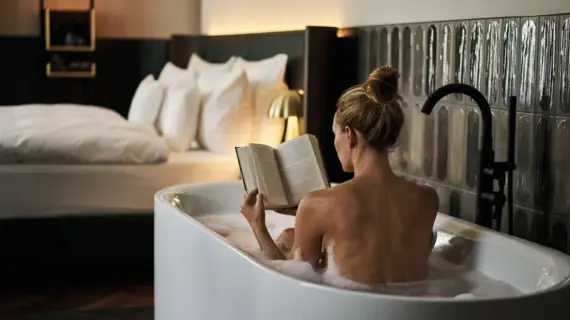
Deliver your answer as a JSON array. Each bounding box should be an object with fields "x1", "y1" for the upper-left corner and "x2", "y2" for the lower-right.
[
  {"x1": 363, "y1": 66, "x2": 400, "y2": 104},
  {"x1": 335, "y1": 66, "x2": 405, "y2": 151}
]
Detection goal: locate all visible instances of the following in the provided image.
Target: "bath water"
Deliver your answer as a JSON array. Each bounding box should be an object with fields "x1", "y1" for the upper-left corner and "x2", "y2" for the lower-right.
[{"x1": 196, "y1": 212, "x2": 522, "y2": 299}]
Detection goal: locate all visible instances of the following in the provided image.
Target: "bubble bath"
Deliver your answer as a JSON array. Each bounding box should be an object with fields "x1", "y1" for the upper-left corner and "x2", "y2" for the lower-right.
[{"x1": 196, "y1": 212, "x2": 521, "y2": 299}]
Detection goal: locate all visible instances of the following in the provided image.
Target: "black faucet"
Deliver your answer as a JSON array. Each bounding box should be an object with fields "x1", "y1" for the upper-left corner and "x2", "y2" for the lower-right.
[{"x1": 420, "y1": 83, "x2": 517, "y2": 234}]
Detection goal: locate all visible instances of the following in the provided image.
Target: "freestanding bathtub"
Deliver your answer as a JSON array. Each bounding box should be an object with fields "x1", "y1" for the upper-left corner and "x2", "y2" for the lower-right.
[{"x1": 155, "y1": 180, "x2": 570, "y2": 320}]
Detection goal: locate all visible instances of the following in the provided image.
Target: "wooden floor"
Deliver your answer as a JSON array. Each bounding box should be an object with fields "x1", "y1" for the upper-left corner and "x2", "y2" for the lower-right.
[
  {"x1": 0, "y1": 282, "x2": 153, "y2": 318},
  {"x1": 0, "y1": 215, "x2": 156, "y2": 319}
]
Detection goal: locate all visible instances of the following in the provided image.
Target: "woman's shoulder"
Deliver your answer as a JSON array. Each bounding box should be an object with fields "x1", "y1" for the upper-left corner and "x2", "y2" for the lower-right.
[
  {"x1": 300, "y1": 182, "x2": 352, "y2": 211},
  {"x1": 407, "y1": 182, "x2": 439, "y2": 214}
]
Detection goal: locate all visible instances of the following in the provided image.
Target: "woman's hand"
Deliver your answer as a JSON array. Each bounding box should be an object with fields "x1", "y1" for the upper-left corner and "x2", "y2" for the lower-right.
[
  {"x1": 273, "y1": 207, "x2": 298, "y2": 216},
  {"x1": 240, "y1": 188, "x2": 265, "y2": 228}
]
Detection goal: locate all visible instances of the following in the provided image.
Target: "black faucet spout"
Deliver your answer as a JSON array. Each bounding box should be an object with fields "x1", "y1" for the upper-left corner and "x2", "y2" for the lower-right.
[
  {"x1": 421, "y1": 83, "x2": 496, "y2": 229},
  {"x1": 421, "y1": 83, "x2": 493, "y2": 154}
]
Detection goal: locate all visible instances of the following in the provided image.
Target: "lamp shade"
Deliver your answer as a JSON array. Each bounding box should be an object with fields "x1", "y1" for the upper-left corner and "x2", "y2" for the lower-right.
[{"x1": 268, "y1": 90, "x2": 302, "y2": 119}]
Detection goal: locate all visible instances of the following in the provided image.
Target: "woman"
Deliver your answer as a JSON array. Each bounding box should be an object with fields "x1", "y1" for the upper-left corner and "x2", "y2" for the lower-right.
[{"x1": 240, "y1": 66, "x2": 439, "y2": 286}]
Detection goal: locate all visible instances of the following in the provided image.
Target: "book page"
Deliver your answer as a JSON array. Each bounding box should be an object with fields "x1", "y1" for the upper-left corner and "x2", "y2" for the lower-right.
[
  {"x1": 275, "y1": 135, "x2": 328, "y2": 205},
  {"x1": 235, "y1": 147, "x2": 257, "y2": 192},
  {"x1": 249, "y1": 144, "x2": 289, "y2": 208},
  {"x1": 308, "y1": 134, "x2": 331, "y2": 187}
]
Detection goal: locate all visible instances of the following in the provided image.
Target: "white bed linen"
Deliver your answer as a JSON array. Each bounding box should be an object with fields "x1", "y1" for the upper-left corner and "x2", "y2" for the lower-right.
[
  {"x1": 0, "y1": 104, "x2": 169, "y2": 164},
  {"x1": 0, "y1": 151, "x2": 239, "y2": 219}
]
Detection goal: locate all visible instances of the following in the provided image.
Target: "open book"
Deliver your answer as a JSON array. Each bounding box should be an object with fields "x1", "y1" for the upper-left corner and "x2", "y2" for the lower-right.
[{"x1": 235, "y1": 134, "x2": 330, "y2": 208}]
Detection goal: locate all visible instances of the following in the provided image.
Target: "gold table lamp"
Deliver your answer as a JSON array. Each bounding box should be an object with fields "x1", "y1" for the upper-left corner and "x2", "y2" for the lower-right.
[{"x1": 268, "y1": 90, "x2": 303, "y2": 141}]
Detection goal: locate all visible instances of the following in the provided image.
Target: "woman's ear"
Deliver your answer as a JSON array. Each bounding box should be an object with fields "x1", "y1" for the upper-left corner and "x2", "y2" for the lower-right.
[{"x1": 345, "y1": 126, "x2": 358, "y2": 149}]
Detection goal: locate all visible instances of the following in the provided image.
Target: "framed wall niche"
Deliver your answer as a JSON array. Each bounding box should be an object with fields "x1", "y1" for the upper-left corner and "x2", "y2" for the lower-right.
[{"x1": 41, "y1": 0, "x2": 96, "y2": 78}]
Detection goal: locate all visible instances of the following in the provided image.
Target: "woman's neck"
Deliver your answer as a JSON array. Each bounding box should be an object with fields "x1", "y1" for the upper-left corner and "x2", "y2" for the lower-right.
[{"x1": 353, "y1": 148, "x2": 394, "y2": 180}]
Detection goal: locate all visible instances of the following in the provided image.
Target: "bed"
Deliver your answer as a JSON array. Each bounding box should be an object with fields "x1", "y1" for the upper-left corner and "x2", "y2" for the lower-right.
[{"x1": 0, "y1": 103, "x2": 240, "y2": 218}]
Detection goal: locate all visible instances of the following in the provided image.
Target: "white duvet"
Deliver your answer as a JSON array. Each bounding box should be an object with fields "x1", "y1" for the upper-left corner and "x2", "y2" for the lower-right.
[{"x1": 0, "y1": 104, "x2": 169, "y2": 164}]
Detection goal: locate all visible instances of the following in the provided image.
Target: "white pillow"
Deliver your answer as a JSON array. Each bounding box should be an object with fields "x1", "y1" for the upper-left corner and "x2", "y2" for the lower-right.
[
  {"x1": 232, "y1": 54, "x2": 288, "y2": 85},
  {"x1": 127, "y1": 75, "x2": 165, "y2": 127},
  {"x1": 157, "y1": 85, "x2": 202, "y2": 152},
  {"x1": 232, "y1": 54, "x2": 290, "y2": 147},
  {"x1": 198, "y1": 70, "x2": 253, "y2": 154},
  {"x1": 158, "y1": 62, "x2": 196, "y2": 88},
  {"x1": 197, "y1": 69, "x2": 228, "y2": 96},
  {"x1": 188, "y1": 53, "x2": 236, "y2": 77}
]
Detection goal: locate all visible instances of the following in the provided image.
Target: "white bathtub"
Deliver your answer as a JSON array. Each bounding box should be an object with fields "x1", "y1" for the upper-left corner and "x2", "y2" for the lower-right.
[{"x1": 154, "y1": 180, "x2": 570, "y2": 320}]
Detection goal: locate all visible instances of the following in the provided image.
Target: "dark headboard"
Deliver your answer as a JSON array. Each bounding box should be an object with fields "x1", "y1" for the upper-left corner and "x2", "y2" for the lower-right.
[
  {"x1": 171, "y1": 30, "x2": 305, "y2": 90},
  {"x1": 170, "y1": 27, "x2": 359, "y2": 183}
]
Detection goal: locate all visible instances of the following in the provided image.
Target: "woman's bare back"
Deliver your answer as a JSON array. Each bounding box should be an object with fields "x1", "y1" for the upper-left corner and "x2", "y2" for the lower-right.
[{"x1": 309, "y1": 175, "x2": 439, "y2": 285}]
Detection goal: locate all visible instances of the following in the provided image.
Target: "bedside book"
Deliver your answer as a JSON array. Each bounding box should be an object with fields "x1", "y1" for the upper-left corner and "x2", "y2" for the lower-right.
[{"x1": 235, "y1": 134, "x2": 330, "y2": 208}]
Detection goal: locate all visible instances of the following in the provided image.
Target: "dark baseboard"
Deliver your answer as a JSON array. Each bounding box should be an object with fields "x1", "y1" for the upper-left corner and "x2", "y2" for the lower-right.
[{"x1": 0, "y1": 36, "x2": 170, "y2": 117}]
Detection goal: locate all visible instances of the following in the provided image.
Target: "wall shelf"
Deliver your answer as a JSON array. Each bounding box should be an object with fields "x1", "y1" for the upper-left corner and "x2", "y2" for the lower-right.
[
  {"x1": 46, "y1": 63, "x2": 96, "y2": 78},
  {"x1": 44, "y1": 8, "x2": 96, "y2": 51},
  {"x1": 42, "y1": 4, "x2": 96, "y2": 78},
  {"x1": 47, "y1": 45, "x2": 95, "y2": 52}
]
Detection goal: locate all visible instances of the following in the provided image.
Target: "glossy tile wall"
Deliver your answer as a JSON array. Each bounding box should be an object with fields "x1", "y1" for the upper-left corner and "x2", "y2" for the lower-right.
[{"x1": 357, "y1": 14, "x2": 570, "y2": 253}]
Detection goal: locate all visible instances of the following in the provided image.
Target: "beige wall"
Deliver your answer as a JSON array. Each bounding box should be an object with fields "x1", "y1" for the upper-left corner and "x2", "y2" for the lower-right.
[
  {"x1": 201, "y1": 0, "x2": 570, "y2": 35},
  {"x1": 0, "y1": 0, "x2": 201, "y2": 38}
]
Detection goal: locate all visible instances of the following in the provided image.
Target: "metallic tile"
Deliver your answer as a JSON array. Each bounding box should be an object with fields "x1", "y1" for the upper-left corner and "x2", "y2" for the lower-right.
[
  {"x1": 402, "y1": 27, "x2": 412, "y2": 96},
  {"x1": 423, "y1": 107, "x2": 435, "y2": 177},
  {"x1": 465, "y1": 108, "x2": 481, "y2": 189},
  {"x1": 391, "y1": 27, "x2": 400, "y2": 70},
  {"x1": 453, "y1": 22, "x2": 469, "y2": 102},
  {"x1": 513, "y1": 208, "x2": 530, "y2": 240},
  {"x1": 413, "y1": 26, "x2": 424, "y2": 97},
  {"x1": 409, "y1": 103, "x2": 425, "y2": 175},
  {"x1": 435, "y1": 185, "x2": 451, "y2": 214},
  {"x1": 560, "y1": 17, "x2": 570, "y2": 114},
  {"x1": 486, "y1": 20, "x2": 502, "y2": 106},
  {"x1": 426, "y1": 24, "x2": 438, "y2": 96},
  {"x1": 528, "y1": 209, "x2": 547, "y2": 245},
  {"x1": 519, "y1": 18, "x2": 538, "y2": 110},
  {"x1": 448, "y1": 190, "x2": 462, "y2": 218},
  {"x1": 509, "y1": 208, "x2": 544, "y2": 243},
  {"x1": 490, "y1": 110, "x2": 503, "y2": 193},
  {"x1": 379, "y1": 28, "x2": 389, "y2": 66},
  {"x1": 394, "y1": 102, "x2": 411, "y2": 171},
  {"x1": 492, "y1": 109, "x2": 508, "y2": 162},
  {"x1": 369, "y1": 28, "x2": 379, "y2": 70},
  {"x1": 533, "y1": 116, "x2": 553, "y2": 211},
  {"x1": 550, "y1": 215, "x2": 568, "y2": 253},
  {"x1": 514, "y1": 113, "x2": 535, "y2": 208},
  {"x1": 502, "y1": 19, "x2": 519, "y2": 107},
  {"x1": 440, "y1": 24, "x2": 453, "y2": 90},
  {"x1": 537, "y1": 16, "x2": 558, "y2": 112},
  {"x1": 552, "y1": 117, "x2": 570, "y2": 216},
  {"x1": 449, "y1": 106, "x2": 466, "y2": 186},
  {"x1": 436, "y1": 106, "x2": 449, "y2": 181},
  {"x1": 460, "y1": 191, "x2": 477, "y2": 223},
  {"x1": 359, "y1": 29, "x2": 371, "y2": 82},
  {"x1": 469, "y1": 21, "x2": 485, "y2": 94}
]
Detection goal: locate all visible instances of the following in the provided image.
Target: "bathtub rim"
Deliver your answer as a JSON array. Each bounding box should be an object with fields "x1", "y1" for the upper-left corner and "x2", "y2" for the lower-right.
[{"x1": 155, "y1": 180, "x2": 570, "y2": 303}]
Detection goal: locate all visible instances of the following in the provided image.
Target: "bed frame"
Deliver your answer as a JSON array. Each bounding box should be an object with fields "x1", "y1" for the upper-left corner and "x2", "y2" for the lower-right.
[{"x1": 0, "y1": 27, "x2": 359, "y2": 289}]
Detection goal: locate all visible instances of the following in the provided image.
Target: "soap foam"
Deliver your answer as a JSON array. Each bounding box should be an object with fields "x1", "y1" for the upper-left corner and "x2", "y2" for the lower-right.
[{"x1": 195, "y1": 213, "x2": 522, "y2": 299}]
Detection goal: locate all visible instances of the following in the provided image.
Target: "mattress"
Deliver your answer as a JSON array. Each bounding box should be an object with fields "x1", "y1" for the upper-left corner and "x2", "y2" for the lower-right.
[{"x1": 0, "y1": 150, "x2": 240, "y2": 219}]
